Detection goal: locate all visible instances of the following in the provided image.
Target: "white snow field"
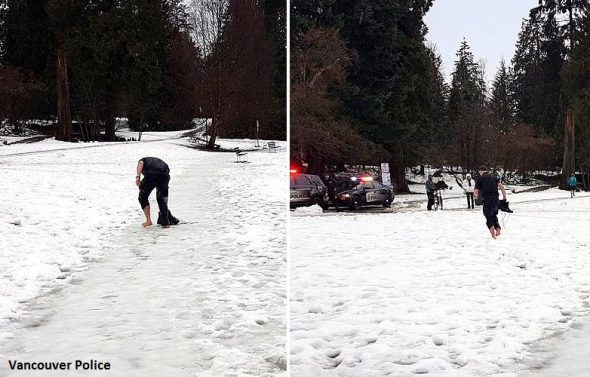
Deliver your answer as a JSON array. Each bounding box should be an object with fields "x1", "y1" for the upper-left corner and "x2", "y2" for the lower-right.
[
  {"x1": 0, "y1": 133, "x2": 287, "y2": 376},
  {"x1": 290, "y1": 188, "x2": 590, "y2": 377}
]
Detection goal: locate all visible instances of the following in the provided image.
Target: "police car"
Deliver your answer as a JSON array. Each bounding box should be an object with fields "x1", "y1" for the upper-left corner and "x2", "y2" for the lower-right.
[
  {"x1": 332, "y1": 176, "x2": 394, "y2": 210},
  {"x1": 290, "y1": 170, "x2": 329, "y2": 210}
]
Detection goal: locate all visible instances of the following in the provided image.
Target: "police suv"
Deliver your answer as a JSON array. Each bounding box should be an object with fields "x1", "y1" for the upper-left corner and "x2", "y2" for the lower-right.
[
  {"x1": 290, "y1": 171, "x2": 329, "y2": 210},
  {"x1": 332, "y1": 176, "x2": 394, "y2": 210}
]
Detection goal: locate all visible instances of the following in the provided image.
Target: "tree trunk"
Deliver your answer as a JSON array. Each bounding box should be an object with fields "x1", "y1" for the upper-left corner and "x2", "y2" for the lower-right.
[
  {"x1": 391, "y1": 144, "x2": 409, "y2": 193},
  {"x1": 207, "y1": 112, "x2": 219, "y2": 149},
  {"x1": 104, "y1": 97, "x2": 116, "y2": 141},
  {"x1": 55, "y1": 49, "x2": 72, "y2": 141},
  {"x1": 561, "y1": 110, "x2": 575, "y2": 189},
  {"x1": 581, "y1": 167, "x2": 587, "y2": 191},
  {"x1": 138, "y1": 113, "x2": 143, "y2": 142}
]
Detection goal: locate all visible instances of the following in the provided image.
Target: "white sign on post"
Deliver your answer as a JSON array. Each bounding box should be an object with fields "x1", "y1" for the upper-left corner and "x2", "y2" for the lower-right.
[{"x1": 381, "y1": 162, "x2": 391, "y2": 186}]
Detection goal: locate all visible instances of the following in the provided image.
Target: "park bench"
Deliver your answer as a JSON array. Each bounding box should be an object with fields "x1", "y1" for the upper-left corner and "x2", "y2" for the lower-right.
[
  {"x1": 267, "y1": 141, "x2": 280, "y2": 152},
  {"x1": 234, "y1": 147, "x2": 248, "y2": 163}
]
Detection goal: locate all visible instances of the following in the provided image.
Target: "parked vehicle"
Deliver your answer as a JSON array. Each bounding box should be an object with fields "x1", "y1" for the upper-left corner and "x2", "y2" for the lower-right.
[
  {"x1": 290, "y1": 171, "x2": 329, "y2": 210},
  {"x1": 332, "y1": 177, "x2": 394, "y2": 210}
]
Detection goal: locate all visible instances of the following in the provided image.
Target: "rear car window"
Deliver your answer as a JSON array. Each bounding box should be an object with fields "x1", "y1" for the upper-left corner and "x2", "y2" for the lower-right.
[{"x1": 293, "y1": 175, "x2": 310, "y2": 186}]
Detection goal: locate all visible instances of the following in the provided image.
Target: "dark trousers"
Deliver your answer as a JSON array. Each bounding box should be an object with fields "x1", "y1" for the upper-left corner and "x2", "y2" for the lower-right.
[
  {"x1": 138, "y1": 173, "x2": 171, "y2": 225},
  {"x1": 482, "y1": 197, "x2": 500, "y2": 229},
  {"x1": 427, "y1": 192, "x2": 434, "y2": 210},
  {"x1": 466, "y1": 192, "x2": 474, "y2": 208},
  {"x1": 569, "y1": 185, "x2": 576, "y2": 196}
]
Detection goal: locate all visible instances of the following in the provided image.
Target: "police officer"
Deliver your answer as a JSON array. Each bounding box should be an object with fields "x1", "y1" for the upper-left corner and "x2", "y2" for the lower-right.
[{"x1": 474, "y1": 166, "x2": 507, "y2": 239}]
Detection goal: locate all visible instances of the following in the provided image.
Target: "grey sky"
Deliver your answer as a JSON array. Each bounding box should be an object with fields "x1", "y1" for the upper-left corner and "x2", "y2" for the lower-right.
[{"x1": 425, "y1": 0, "x2": 540, "y2": 84}]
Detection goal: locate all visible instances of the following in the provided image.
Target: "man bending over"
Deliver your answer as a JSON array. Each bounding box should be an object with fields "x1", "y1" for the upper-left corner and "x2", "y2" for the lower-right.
[{"x1": 136, "y1": 157, "x2": 176, "y2": 227}]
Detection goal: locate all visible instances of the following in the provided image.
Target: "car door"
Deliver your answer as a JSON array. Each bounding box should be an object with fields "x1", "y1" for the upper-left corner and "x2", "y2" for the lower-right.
[
  {"x1": 363, "y1": 182, "x2": 380, "y2": 204},
  {"x1": 372, "y1": 181, "x2": 388, "y2": 202},
  {"x1": 290, "y1": 175, "x2": 312, "y2": 204}
]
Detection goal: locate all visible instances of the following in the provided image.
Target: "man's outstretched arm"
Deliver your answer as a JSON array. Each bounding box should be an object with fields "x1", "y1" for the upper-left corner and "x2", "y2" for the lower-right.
[{"x1": 136, "y1": 160, "x2": 144, "y2": 187}]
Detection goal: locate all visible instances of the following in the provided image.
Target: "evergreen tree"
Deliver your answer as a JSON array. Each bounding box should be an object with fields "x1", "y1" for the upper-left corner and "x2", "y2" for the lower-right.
[
  {"x1": 512, "y1": 15, "x2": 564, "y2": 139},
  {"x1": 490, "y1": 59, "x2": 515, "y2": 131},
  {"x1": 331, "y1": 0, "x2": 437, "y2": 191},
  {"x1": 447, "y1": 39, "x2": 486, "y2": 171}
]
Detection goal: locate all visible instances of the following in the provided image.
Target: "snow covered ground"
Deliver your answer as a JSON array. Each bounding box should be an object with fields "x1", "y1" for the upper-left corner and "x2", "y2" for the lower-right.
[
  {"x1": 290, "y1": 188, "x2": 590, "y2": 376},
  {"x1": 0, "y1": 133, "x2": 287, "y2": 376}
]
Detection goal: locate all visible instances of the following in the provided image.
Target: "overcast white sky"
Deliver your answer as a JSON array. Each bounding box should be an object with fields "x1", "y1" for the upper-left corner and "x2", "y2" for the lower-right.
[{"x1": 425, "y1": 0, "x2": 540, "y2": 84}]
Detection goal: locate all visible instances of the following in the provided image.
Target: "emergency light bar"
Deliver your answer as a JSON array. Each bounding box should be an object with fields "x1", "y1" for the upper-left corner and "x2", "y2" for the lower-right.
[{"x1": 351, "y1": 176, "x2": 373, "y2": 182}]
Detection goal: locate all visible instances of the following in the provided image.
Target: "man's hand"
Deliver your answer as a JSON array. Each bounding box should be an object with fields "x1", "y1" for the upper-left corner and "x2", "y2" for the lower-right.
[{"x1": 136, "y1": 176, "x2": 141, "y2": 187}]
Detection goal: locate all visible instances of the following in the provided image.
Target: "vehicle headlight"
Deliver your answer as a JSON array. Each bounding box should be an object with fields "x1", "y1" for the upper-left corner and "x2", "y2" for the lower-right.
[{"x1": 340, "y1": 193, "x2": 351, "y2": 199}]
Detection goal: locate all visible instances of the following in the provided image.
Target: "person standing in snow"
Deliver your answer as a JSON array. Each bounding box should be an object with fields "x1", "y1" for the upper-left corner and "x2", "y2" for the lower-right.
[
  {"x1": 462, "y1": 173, "x2": 475, "y2": 209},
  {"x1": 474, "y1": 166, "x2": 507, "y2": 239},
  {"x1": 568, "y1": 174, "x2": 577, "y2": 197},
  {"x1": 425, "y1": 175, "x2": 436, "y2": 210},
  {"x1": 136, "y1": 157, "x2": 178, "y2": 227}
]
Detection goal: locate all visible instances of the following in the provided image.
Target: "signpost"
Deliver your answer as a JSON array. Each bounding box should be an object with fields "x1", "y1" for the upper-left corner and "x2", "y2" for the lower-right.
[
  {"x1": 256, "y1": 119, "x2": 260, "y2": 148},
  {"x1": 381, "y1": 162, "x2": 391, "y2": 186}
]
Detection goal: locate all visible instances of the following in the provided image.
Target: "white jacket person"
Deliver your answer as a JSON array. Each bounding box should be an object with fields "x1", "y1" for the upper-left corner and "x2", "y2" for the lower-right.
[{"x1": 462, "y1": 174, "x2": 475, "y2": 193}]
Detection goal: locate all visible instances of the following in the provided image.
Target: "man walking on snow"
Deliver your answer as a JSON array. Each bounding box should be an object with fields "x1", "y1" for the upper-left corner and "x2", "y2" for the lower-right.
[
  {"x1": 568, "y1": 174, "x2": 577, "y2": 197},
  {"x1": 136, "y1": 157, "x2": 179, "y2": 227},
  {"x1": 474, "y1": 166, "x2": 507, "y2": 239}
]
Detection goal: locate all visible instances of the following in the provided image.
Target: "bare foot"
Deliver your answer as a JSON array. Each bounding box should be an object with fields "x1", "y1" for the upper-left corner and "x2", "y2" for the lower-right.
[
  {"x1": 489, "y1": 227, "x2": 497, "y2": 239},
  {"x1": 495, "y1": 227, "x2": 501, "y2": 236},
  {"x1": 142, "y1": 220, "x2": 153, "y2": 227}
]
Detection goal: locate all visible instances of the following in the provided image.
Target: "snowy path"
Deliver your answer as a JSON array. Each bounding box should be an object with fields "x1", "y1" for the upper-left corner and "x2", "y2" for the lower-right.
[
  {"x1": 290, "y1": 190, "x2": 590, "y2": 377},
  {"x1": 520, "y1": 315, "x2": 590, "y2": 377},
  {"x1": 0, "y1": 137, "x2": 286, "y2": 376}
]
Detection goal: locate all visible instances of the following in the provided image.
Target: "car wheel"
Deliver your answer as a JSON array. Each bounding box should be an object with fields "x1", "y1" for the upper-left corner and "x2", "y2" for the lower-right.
[
  {"x1": 382, "y1": 195, "x2": 392, "y2": 208},
  {"x1": 351, "y1": 195, "x2": 362, "y2": 210}
]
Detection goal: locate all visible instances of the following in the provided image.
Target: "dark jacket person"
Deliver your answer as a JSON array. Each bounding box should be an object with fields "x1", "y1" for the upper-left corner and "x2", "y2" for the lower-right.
[
  {"x1": 425, "y1": 175, "x2": 436, "y2": 211},
  {"x1": 474, "y1": 166, "x2": 507, "y2": 239},
  {"x1": 136, "y1": 157, "x2": 173, "y2": 227}
]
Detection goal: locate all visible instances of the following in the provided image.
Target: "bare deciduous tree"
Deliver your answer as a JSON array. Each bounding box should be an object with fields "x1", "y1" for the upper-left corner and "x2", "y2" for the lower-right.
[{"x1": 188, "y1": 0, "x2": 227, "y2": 149}]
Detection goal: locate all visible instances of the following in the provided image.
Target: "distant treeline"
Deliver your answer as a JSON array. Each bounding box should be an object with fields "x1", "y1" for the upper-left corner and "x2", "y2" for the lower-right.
[
  {"x1": 291, "y1": 0, "x2": 590, "y2": 191},
  {"x1": 0, "y1": 0, "x2": 286, "y2": 145}
]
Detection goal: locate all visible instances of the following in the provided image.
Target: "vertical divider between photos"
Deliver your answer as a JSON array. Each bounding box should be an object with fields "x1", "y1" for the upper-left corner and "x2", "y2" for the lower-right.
[{"x1": 285, "y1": 0, "x2": 292, "y2": 374}]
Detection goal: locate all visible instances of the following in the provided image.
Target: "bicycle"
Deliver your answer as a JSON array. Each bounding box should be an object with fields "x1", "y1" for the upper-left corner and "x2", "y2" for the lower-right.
[{"x1": 433, "y1": 189, "x2": 443, "y2": 210}]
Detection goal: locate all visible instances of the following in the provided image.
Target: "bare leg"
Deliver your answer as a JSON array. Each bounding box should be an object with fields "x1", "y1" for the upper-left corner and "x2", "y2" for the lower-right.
[
  {"x1": 142, "y1": 206, "x2": 152, "y2": 227},
  {"x1": 489, "y1": 226, "x2": 497, "y2": 239}
]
